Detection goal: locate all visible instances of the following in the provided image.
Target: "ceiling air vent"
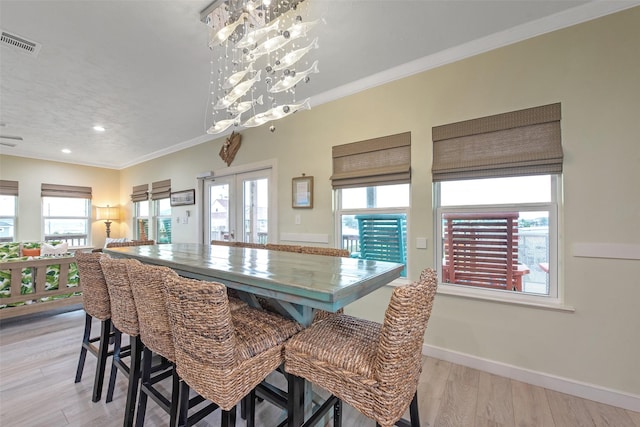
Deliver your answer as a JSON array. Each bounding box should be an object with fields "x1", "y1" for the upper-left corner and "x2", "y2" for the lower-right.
[
  {"x1": 0, "y1": 135, "x2": 23, "y2": 147},
  {"x1": 1, "y1": 30, "x2": 41, "y2": 56}
]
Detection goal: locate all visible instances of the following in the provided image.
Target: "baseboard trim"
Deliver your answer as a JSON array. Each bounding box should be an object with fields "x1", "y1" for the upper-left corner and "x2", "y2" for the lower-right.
[{"x1": 423, "y1": 344, "x2": 640, "y2": 412}]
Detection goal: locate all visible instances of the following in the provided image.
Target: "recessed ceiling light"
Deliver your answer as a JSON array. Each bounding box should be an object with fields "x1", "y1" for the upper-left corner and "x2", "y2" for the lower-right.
[
  {"x1": 93, "y1": 125, "x2": 106, "y2": 132},
  {"x1": 62, "y1": 148, "x2": 71, "y2": 154}
]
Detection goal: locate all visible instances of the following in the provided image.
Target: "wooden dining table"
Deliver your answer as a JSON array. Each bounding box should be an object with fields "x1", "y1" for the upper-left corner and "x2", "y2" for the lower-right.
[
  {"x1": 104, "y1": 242, "x2": 404, "y2": 425},
  {"x1": 104, "y1": 242, "x2": 404, "y2": 327}
]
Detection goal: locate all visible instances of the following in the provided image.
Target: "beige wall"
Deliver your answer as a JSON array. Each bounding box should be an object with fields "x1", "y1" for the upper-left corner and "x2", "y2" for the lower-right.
[
  {"x1": 2, "y1": 7, "x2": 638, "y2": 397},
  {"x1": 0, "y1": 156, "x2": 120, "y2": 248}
]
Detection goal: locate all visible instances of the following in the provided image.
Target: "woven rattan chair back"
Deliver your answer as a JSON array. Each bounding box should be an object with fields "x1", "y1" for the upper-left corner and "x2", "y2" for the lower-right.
[
  {"x1": 372, "y1": 267, "x2": 438, "y2": 424},
  {"x1": 300, "y1": 246, "x2": 350, "y2": 257},
  {"x1": 99, "y1": 257, "x2": 141, "y2": 337},
  {"x1": 235, "y1": 241, "x2": 266, "y2": 249},
  {"x1": 265, "y1": 243, "x2": 302, "y2": 253},
  {"x1": 163, "y1": 274, "x2": 302, "y2": 412},
  {"x1": 75, "y1": 251, "x2": 111, "y2": 320},
  {"x1": 126, "y1": 262, "x2": 178, "y2": 361},
  {"x1": 106, "y1": 239, "x2": 155, "y2": 248},
  {"x1": 211, "y1": 239, "x2": 237, "y2": 247},
  {"x1": 285, "y1": 268, "x2": 438, "y2": 427}
]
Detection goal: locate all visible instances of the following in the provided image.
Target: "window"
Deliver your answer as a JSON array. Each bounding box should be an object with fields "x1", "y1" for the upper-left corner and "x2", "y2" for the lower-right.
[
  {"x1": 155, "y1": 198, "x2": 172, "y2": 244},
  {"x1": 332, "y1": 132, "x2": 411, "y2": 277},
  {"x1": 336, "y1": 184, "x2": 409, "y2": 276},
  {"x1": 131, "y1": 183, "x2": 150, "y2": 240},
  {"x1": 151, "y1": 180, "x2": 171, "y2": 244},
  {"x1": 41, "y1": 184, "x2": 92, "y2": 247},
  {"x1": 134, "y1": 200, "x2": 150, "y2": 240},
  {"x1": 436, "y1": 175, "x2": 559, "y2": 297},
  {"x1": 0, "y1": 180, "x2": 18, "y2": 242},
  {"x1": 432, "y1": 103, "x2": 562, "y2": 302}
]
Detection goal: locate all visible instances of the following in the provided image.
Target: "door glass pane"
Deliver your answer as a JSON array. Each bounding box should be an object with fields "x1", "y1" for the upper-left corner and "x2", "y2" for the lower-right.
[
  {"x1": 243, "y1": 178, "x2": 268, "y2": 244},
  {"x1": 209, "y1": 183, "x2": 230, "y2": 241}
]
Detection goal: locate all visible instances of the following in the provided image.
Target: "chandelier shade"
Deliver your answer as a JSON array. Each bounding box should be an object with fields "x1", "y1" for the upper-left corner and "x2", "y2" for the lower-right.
[{"x1": 201, "y1": 0, "x2": 319, "y2": 134}]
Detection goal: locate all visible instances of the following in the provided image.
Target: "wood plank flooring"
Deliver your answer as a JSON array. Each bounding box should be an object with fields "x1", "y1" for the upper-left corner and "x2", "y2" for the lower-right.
[{"x1": 1, "y1": 308, "x2": 638, "y2": 427}]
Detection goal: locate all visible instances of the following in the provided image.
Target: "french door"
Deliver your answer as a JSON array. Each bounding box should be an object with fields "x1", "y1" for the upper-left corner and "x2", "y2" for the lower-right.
[{"x1": 203, "y1": 168, "x2": 271, "y2": 244}]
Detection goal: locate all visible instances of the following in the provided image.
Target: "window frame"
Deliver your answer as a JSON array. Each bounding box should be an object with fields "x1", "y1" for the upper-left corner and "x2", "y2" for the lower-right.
[
  {"x1": 334, "y1": 183, "x2": 410, "y2": 279},
  {"x1": 41, "y1": 196, "x2": 91, "y2": 247},
  {"x1": 154, "y1": 198, "x2": 172, "y2": 244},
  {"x1": 133, "y1": 200, "x2": 150, "y2": 241},
  {"x1": 0, "y1": 194, "x2": 17, "y2": 242},
  {"x1": 434, "y1": 174, "x2": 563, "y2": 307}
]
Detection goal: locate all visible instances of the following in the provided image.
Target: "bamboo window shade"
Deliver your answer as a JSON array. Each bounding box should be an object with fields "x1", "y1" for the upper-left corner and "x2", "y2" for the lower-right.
[
  {"x1": 331, "y1": 131, "x2": 411, "y2": 189},
  {"x1": 151, "y1": 179, "x2": 171, "y2": 200},
  {"x1": 41, "y1": 183, "x2": 92, "y2": 199},
  {"x1": 432, "y1": 103, "x2": 563, "y2": 182},
  {"x1": 131, "y1": 184, "x2": 149, "y2": 202},
  {"x1": 0, "y1": 180, "x2": 18, "y2": 196}
]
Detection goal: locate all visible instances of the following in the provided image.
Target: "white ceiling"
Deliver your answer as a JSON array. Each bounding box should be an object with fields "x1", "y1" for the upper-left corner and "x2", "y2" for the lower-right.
[{"x1": 1, "y1": 0, "x2": 637, "y2": 169}]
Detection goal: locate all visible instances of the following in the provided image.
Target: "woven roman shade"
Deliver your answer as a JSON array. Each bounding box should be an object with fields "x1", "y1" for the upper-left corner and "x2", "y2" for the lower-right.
[
  {"x1": 331, "y1": 131, "x2": 411, "y2": 189},
  {"x1": 432, "y1": 103, "x2": 563, "y2": 182},
  {"x1": 151, "y1": 179, "x2": 171, "y2": 200},
  {"x1": 131, "y1": 184, "x2": 149, "y2": 202},
  {"x1": 41, "y1": 183, "x2": 92, "y2": 199},
  {"x1": 0, "y1": 180, "x2": 18, "y2": 196}
]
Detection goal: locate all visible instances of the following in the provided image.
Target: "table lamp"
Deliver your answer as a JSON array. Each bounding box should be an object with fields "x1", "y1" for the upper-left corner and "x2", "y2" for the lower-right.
[{"x1": 96, "y1": 205, "x2": 120, "y2": 238}]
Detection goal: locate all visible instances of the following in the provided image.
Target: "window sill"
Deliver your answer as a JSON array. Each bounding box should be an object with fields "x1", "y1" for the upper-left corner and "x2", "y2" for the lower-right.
[{"x1": 437, "y1": 282, "x2": 575, "y2": 312}]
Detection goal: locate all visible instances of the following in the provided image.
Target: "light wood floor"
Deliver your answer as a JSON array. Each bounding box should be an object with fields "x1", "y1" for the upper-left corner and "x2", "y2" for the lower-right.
[{"x1": 1, "y1": 308, "x2": 638, "y2": 427}]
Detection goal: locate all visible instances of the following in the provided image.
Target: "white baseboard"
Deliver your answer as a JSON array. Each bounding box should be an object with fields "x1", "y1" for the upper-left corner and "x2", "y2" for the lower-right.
[{"x1": 423, "y1": 344, "x2": 640, "y2": 412}]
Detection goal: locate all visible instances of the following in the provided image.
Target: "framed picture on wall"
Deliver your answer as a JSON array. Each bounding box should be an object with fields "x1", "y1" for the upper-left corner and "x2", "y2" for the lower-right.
[
  {"x1": 292, "y1": 175, "x2": 313, "y2": 208},
  {"x1": 170, "y1": 189, "x2": 195, "y2": 206}
]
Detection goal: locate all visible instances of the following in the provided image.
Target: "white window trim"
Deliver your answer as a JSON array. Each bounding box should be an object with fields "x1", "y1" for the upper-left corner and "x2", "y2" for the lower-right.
[
  {"x1": 133, "y1": 200, "x2": 150, "y2": 240},
  {"x1": 433, "y1": 175, "x2": 567, "y2": 310},
  {"x1": 334, "y1": 190, "x2": 410, "y2": 274},
  {"x1": 0, "y1": 195, "x2": 17, "y2": 242},
  {"x1": 41, "y1": 197, "x2": 91, "y2": 247}
]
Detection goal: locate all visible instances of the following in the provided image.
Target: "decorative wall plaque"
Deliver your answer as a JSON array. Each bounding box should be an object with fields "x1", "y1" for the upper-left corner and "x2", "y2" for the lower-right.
[{"x1": 219, "y1": 131, "x2": 241, "y2": 166}]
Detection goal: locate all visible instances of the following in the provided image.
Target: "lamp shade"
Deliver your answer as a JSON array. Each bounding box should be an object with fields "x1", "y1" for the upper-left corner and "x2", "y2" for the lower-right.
[{"x1": 96, "y1": 205, "x2": 119, "y2": 221}]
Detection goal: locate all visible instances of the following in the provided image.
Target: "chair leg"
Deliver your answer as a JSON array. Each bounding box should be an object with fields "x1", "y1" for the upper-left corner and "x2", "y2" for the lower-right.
[
  {"x1": 333, "y1": 399, "x2": 342, "y2": 427},
  {"x1": 176, "y1": 380, "x2": 190, "y2": 427},
  {"x1": 287, "y1": 374, "x2": 304, "y2": 427},
  {"x1": 409, "y1": 392, "x2": 420, "y2": 427},
  {"x1": 106, "y1": 328, "x2": 123, "y2": 403},
  {"x1": 92, "y1": 318, "x2": 112, "y2": 402},
  {"x1": 123, "y1": 336, "x2": 142, "y2": 427},
  {"x1": 245, "y1": 389, "x2": 256, "y2": 427},
  {"x1": 74, "y1": 312, "x2": 92, "y2": 383},
  {"x1": 135, "y1": 347, "x2": 153, "y2": 427},
  {"x1": 169, "y1": 366, "x2": 181, "y2": 427},
  {"x1": 220, "y1": 407, "x2": 236, "y2": 427}
]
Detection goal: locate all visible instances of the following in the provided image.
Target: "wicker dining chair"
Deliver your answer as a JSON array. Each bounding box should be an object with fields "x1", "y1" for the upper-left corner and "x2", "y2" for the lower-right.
[
  {"x1": 74, "y1": 251, "x2": 114, "y2": 402},
  {"x1": 265, "y1": 243, "x2": 303, "y2": 253},
  {"x1": 299, "y1": 246, "x2": 350, "y2": 258},
  {"x1": 100, "y1": 256, "x2": 149, "y2": 427},
  {"x1": 126, "y1": 262, "x2": 248, "y2": 427},
  {"x1": 163, "y1": 275, "x2": 303, "y2": 427},
  {"x1": 285, "y1": 268, "x2": 438, "y2": 427}
]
